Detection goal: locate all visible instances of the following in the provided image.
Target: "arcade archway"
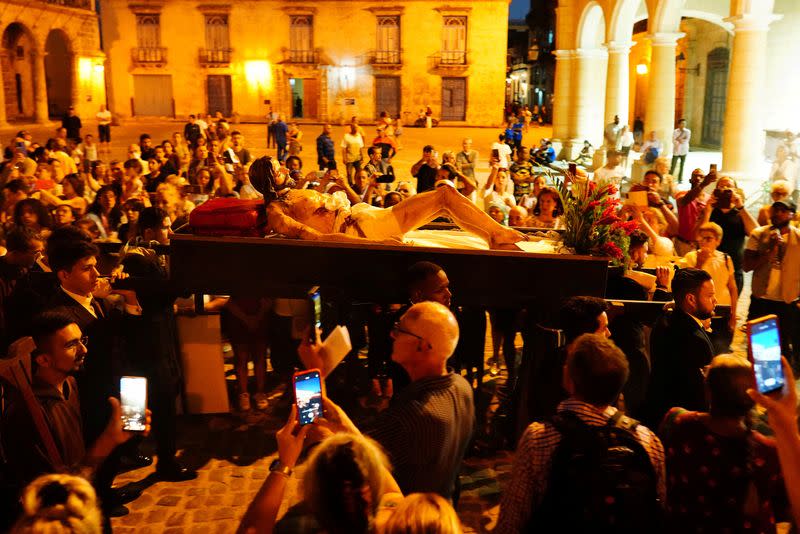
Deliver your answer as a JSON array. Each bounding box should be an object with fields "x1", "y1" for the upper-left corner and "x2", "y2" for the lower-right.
[
  {"x1": 45, "y1": 29, "x2": 73, "y2": 118},
  {"x1": 1, "y1": 23, "x2": 36, "y2": 120}
]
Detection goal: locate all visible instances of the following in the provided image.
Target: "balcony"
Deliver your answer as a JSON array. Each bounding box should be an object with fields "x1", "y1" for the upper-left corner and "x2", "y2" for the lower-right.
[
  {"x1": 281, "y1": 49, "x2": 319, "y2": 64},
  {"x1": 429, "y1": 50, "x2": 469, "y2": 71},
  {"x1": 372, "y1": 49, "x2": 402, "y2": 65},
  {"x1": 199, "y1": 48, "x2": 232, "y2": 67},
  {"x1": 131, "y1": 47, "x2": 167, "y2": 67},
  {"x1": 42, "y1": 0, "x2": 93, "y2": 10}
]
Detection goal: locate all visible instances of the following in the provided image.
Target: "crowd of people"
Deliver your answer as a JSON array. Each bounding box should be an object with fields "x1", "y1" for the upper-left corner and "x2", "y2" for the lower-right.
[{"x1": 0, "y1": 106, "x2": 799, "y2": 534}]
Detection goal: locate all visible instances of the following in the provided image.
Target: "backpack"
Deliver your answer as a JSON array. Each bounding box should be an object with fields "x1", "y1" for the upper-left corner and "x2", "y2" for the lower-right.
[{"x1": 531, "y1": 410, "x2": 661, "y2": 533}]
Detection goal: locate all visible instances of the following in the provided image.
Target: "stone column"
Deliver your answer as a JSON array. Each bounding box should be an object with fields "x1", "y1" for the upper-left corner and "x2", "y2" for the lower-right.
[
  {"x1": 644, "y1": 33, "x2": 682, "y2": 156},
  {"x1": 722, "y1": 14, "x2": 780, "y2": 177},
  {"x1": 604, "y1": 41, "x2": 633, "y2": 127},
  {"x1": 571, "y1": 48, "x2": 608, "y2": 149},
  {"x1": 0, "y1": 52, "x2": 9, "y2": 128},
  {"x1": 551, "y1": 49, "x2": 574, "y2": 143},
  {"x1": 71, "y1": 54, "x2": 81, "y2": 108},
  {"x1": 31, "y1": 47, "x2": 49, "y2": 123}
]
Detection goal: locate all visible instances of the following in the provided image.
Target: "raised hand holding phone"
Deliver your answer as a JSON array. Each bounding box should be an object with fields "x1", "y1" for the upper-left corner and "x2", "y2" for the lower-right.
[
  {"x1": 746, "y1": 315, "x2": 785, "y2": 395},
  {"x1": 293, "y1": 369, "x2": 323, "y2": 425}
]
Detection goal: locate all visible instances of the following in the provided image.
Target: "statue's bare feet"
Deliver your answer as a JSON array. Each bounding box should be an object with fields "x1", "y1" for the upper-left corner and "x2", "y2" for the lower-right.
[{"x1": 489, "y1": 228, "x2": 526, "y2": 250}]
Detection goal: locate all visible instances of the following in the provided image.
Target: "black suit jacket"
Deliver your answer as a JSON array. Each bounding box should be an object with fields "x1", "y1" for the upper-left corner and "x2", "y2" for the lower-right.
[
  {"x1": 49, "y1": 289, "x2": 121, "y2": 442},
  {"x1": 644, "y1": 308, "x2": 714, "y2": 427}
]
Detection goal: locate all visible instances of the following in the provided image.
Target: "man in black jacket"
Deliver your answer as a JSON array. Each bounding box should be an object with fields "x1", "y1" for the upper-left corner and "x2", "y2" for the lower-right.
[
  {"x1": 644, "y1": 268, "x2": 716, "y2": 427},
  {"x1": 61, "y1": 106, "x2": 82, "y2": 142},
  {"x1": 47, "y1": 238, "x2": 142, "y2": 516}
]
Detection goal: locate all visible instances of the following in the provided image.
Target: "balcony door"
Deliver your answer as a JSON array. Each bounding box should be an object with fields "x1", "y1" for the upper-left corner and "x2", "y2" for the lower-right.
[
  {"x1": 442, "y1": 16, "x2": 466, "y2": 64},
  {"x1": 290, "y1": 16, "x2": 313, "y2": 60},
  {"x1": 290, "y1": 78, "x2": 318, "y2": 119},
  {"x1": 376, "y1": 16, "x2": 400, "y2": 63}
]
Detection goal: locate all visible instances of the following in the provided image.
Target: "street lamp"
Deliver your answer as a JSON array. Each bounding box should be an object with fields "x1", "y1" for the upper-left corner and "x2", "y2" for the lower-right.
[{"x1": 636, "y1": 62, "x2": 649, "y2": 75}]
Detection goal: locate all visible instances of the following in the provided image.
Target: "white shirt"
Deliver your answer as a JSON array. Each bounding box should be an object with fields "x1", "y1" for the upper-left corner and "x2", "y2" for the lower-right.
[
  {"x1": 483, "y1": 189, "x2": 515, "y2": 211},
  {"x1": 492, "y1": 142, "x2": 512, "y2": 169},
  {"x1": 770, "y1": 159, "x2": 798, "y2": 187},
  {"x1": 96, "y1": 109, "x2": 112, "y2": 126},
  {"x1": 593, "y1": 165, "x2": 625, "y2": 199},
  {"x1": 61, "y1": 287, "x2": 97, "y2": 318},
  {"x1": 340, "y1": 133, "x2": 364, "y2": 163},
  {"x1": 672, "y1": 128, "x2": 691, "y2": 156}
]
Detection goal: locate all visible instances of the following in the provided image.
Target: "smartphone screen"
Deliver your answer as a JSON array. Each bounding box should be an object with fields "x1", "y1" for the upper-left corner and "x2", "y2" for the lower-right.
[
  {"x1": 293, "y1": 370, "x2": 323, "y2": 425},
  {"x1": 120, "y1": 376, "x2": 148, "y2": 432},
  {"x1": 308, "y1": 287, "x2": 321, "y2": 343},
  {"x1": 749, "y1": 316, "x2": 785, "y2": 394}
]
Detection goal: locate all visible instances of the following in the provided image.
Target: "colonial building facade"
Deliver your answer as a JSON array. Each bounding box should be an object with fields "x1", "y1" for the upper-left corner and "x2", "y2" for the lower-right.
[
  {"x1": 99, "y1": 0, "x2": 509, "y2": 126},
  {"x1": 551, "y1": 0, "x2": 799, "y2": 179},
  {"x1": 0, "y1": 0, "x2": 105, "y2": 125}
]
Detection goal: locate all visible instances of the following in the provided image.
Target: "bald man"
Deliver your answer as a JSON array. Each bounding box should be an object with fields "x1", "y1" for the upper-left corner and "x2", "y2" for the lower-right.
[{"x1": 364, "y1": 301, "x2": 474, "y2": 501}]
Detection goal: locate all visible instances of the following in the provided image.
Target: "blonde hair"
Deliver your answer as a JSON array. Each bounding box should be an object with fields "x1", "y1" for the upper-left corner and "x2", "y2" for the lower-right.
[
  {"x1": 697, "y1": 222, "x2": 723, "y2": 241},
  {"x1": 304, "y1": 433, "x2": 391, "y2": 534},
  {"x1": 382, "y1": 493, "x2": 463, "y2": 534},
  {"x1": 771, "y1": 179, "x2": 793, "y2": 195},
  {"x1": 644, "y1": 207, "x2": 667, "y2": 233},
  {"x1": 12, "y1": 474, "x2": 102, "y2": 534}
]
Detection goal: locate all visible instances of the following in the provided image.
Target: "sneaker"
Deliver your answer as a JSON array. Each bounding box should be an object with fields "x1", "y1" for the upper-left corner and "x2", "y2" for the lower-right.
[
  {"x1": 253, "y1": 392, "x2": 269, "y2": 410},
  {"x1": 238, "y1": 392, "x2": 251, "y2": 412}
]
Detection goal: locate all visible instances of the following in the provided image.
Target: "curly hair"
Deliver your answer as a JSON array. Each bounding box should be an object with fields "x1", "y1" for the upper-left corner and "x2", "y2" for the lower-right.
[
  {"x1": 11, "y1": 474, "x2": 102, "y2": 534},
  {"x1": 532, "y1": 186, "x2": 563, "y2": 217},
  {"x1": 14, "y1": 198, "x2": 52, "y2": 230}
]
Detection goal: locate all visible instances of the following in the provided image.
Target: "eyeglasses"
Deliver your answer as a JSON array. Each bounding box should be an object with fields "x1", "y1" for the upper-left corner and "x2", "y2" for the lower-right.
[
  {"x1": 392, "y1": 322, "x2": 432, "y2": 348},
  {"x1": 65, "y1": 336, "x2": 89, "y2": 350}
]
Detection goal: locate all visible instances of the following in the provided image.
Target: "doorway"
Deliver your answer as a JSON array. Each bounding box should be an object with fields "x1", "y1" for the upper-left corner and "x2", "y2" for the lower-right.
[
  {"x1": 375, "y1": 76, "x2": 400, "y2": 119},
  {"x1": 702, "y1": 47, "x2": 729, "y2": 148},
  {"x1": 290, "y1": 77, "x2": 318, "y2": 119},
  {"x1": 441, "y1": 77, "x2": 466, "y2": 121},
  {"x1": 207, "y1": 75, "x2": 232, "y2": 117},
  {"x1": 45, "y1": 30, "x2": 72, "y2": 118},
  {"x1": 2, "y1": 23, "x2": 35, "y2": 119},
  {"x1": 133, "y1": 74, "x2": 174, "y2": 116}
]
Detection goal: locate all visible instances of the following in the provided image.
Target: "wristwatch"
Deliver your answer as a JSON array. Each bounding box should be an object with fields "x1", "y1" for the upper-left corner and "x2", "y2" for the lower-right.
[{"x1": 269, "y1": 459, "x2": 293, "y2": 477}]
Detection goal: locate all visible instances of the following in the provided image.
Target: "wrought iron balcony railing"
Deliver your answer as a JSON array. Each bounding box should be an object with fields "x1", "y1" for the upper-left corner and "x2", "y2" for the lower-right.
[
  {"x1": 284, "y1": 49, "x2": 318, "y2": 64},
  {"x1": 199, "y1": 48, "x2": 232, "y2": 66},
  {"x1": 371, "y1": 49, "x2": 402, "y2": 65},
  {"x1": 131, "y1": 47, "x2": 167, "y2": 66}
]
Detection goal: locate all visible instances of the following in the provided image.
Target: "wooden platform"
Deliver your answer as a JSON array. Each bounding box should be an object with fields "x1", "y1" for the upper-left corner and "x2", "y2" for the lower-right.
[{"x1": 168, "y1": 234, "x2": 609, "y2": 307}]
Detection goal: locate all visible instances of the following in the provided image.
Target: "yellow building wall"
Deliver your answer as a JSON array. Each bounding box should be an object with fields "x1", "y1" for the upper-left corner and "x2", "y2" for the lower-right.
[{"x1": 101, "y1": 0, "x2": 508, "y2": 126}]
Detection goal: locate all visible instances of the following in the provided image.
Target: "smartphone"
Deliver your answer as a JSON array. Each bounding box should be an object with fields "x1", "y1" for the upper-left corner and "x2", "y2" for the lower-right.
[
  {"x1": 491, "y1": 148, "x2": 500, "y2": 160},
  {"x1": 293, "y1": 369, "x2": 323, "y2": 425},
  {"x1": 747, "y1": 314, "x2": 785, "y2": 395},
  {"x1": 120, "y1": 376, "x2": 148, "y2": 432},
  {"x1": 568, "y1": 163, "x2": 577, "y2": 175},
  {"x1": 714, "y1": 188, "x2": 733, "y2": 209},
  {"x1": 709, "y1": 163, "x2": 717, "y2": 173},
  {"x1": 308, "y1": 286, "x2": 321, "y2": 344}
]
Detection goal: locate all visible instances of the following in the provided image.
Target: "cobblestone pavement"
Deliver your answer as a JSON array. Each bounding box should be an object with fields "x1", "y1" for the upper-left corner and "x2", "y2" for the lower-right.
[{"x1": 111, "y1": 378, "x2": 514, "y2": 534}]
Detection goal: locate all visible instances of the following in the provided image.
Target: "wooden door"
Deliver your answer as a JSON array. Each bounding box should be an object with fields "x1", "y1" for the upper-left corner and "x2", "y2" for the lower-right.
[
  {"x1": 133, "y1": 74, "x2": 173, "y2": 116},
  {"x1": 304, "y1": 78, "x2": 319, "y2": 119},
  {"x1": 441, "y1": 77, "x2": 466, "y2": 121},
  {"x1": 701, "y1": 47, "x2": 729, "y2": 148},
  {"x1": 375, "y1": 76, "x2": 400, "y2": 118},
  {"x1": 207, "y1": 75, "x2": 232, "y2": 116}
]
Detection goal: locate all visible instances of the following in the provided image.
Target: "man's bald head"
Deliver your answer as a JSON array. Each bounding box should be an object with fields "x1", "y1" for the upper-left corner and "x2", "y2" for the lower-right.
[{"x1": 392, "y1": 302, "x2": 459, "y2": 378}]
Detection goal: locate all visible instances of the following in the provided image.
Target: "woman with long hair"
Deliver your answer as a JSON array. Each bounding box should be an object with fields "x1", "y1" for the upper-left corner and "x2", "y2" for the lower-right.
[
  {"x1": 85, "y1": 185, "x2": 122, "y2": 239},
  {"x1": 238, "y1": 398, "x2": 403, "y2": 534},
  {"x1": 529, "y1": 186, "x2": 564, "y2": 229}
]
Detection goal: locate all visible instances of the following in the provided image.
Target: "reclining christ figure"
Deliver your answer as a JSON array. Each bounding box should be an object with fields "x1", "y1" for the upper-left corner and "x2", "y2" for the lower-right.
[{"x1": 250, "y1": 157, "x2": 526, "y2": 249}]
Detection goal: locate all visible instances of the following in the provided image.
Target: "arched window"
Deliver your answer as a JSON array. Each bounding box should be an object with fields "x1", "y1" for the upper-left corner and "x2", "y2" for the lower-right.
[
  {"x1": 205, "y1": 15, "x2": 230, "y2": 51},
  {"x1": 442, "y1": 16, "x2": 467, "y2": 64},
  {"x1": 136, "y1": 15, "x2": 161, "y2": 48}
]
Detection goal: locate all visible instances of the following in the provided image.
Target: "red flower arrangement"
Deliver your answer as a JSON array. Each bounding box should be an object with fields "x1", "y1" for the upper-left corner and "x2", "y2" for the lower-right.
[{"x1": 556, "y1": 172, "x2": 637, "y2": 265}]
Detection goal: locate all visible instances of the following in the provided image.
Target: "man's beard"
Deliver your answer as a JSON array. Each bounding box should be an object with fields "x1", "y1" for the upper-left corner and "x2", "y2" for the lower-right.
[
  {"x1": 694, "y1": 307, "x2": 714, "y2": 321},
  {"x1": 771, "y1": 219, "x2": 791, "y2": 229}
]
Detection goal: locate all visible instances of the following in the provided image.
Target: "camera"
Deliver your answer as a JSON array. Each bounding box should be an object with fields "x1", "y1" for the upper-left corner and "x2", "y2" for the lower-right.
[
  {"x1": 376, "y1": 165, "x2": 395, "y2": 184},
  {"x1": 713, "y1": 188, "x2": 733, "y2": 209}
]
